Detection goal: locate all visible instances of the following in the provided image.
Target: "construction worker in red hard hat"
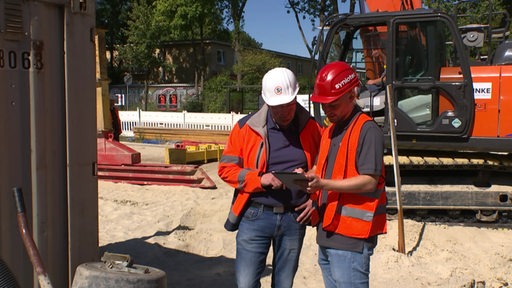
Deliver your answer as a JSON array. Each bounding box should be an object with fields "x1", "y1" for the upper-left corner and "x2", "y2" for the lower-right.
[
  {"x1": 218, "y1": 67, "x2": 322, "y2": 288},
  {"x1": 304, "y1": 61, "x2": 387, "y2": 288}
]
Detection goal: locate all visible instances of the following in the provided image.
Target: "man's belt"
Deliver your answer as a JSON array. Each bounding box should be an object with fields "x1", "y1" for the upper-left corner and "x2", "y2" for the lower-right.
[{"x1": 250, "y1": 202, "x2": 295, "y2": 213}]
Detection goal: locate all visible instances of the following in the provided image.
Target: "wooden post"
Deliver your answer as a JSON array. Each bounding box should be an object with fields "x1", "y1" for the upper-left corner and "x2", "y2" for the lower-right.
[{"x1": 385, "y1": 84, "x2": 406, "y2": 254}]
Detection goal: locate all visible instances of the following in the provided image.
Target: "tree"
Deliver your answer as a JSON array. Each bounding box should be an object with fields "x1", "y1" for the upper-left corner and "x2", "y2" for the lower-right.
[
  {"x1": 285, "y1": 0, "x2": 355, "y2": 59},
  {"x1": 219, "y1": 0, "x2": 248, "y2": 90},
  {"x1": 119, "y1": 0, "x2": 162, "y2": 110},
  {"x1": 202, "y1": 50, "x2": 282, "y2": 113},
  {"x1": 202, "y1": 71, "x2": 233, "y2": 113},
  {"x1": 96, "y1": 0, "x2": 133, "y2": 83},
  {"x1": 153, "y1": 0, "x2": 230, "y2": 90},
  {"x1": 426, "y1": 0, "x2": 510, "y2": 26},
  {"x1": 98, "y1": 0, "x2": 231, "y2": 86},
  {"x1": 233, "y1": 49, "x2": 281, "y2": 85},
  {"x1": 153, "y1": 0, "x2": 229, "y2": 42},
  {"x1": 238, "y1": 30, "x2": 263, "y2": 49},
  {"x1": 425, "y1": 0, "x2": 511, "y2": 60}
]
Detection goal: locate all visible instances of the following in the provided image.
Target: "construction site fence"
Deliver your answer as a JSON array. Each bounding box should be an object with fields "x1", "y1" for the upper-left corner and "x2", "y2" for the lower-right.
[{"x1": 119, "y1": 109, "x2": 248, "y2": 137}]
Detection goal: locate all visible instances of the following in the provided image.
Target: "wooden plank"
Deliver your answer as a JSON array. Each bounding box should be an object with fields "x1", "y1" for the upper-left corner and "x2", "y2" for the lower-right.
[{"x1": 133, "y1": 127, "x2": 229, "y2": 143}]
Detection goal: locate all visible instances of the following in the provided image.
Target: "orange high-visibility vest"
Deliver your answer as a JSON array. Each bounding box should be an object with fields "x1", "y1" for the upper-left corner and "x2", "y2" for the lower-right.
[{"x1": 311, "y1": 113, "x2": 387, "y2": 238}]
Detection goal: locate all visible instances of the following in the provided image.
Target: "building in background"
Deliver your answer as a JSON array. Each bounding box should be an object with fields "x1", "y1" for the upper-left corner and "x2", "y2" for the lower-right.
[
  {"x1": 160, "y1": 40, "x2": 312, "y2": 83},
  {"x1": 109, "y1": 40, "x2": 313, "y2": 112}
]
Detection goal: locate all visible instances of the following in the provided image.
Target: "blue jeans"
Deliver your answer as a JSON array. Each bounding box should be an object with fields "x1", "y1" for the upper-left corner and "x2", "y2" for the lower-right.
[
  {"x1": 318, "y1": 244, "x2": 374, "y2": 288},
  {"x1": 236, "y1": 205, "x2": 306, "y2": 288}
]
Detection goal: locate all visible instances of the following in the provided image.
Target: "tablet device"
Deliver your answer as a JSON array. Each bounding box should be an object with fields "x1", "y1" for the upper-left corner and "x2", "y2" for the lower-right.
[{"x1": 272, "y1": 172, "x2": 309, "y2": 191}]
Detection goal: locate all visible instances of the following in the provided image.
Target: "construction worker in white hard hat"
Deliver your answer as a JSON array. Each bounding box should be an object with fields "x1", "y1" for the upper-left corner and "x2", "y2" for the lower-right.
[{"x1": 218, "y1": 67, "x2": 322, "y2": 288}]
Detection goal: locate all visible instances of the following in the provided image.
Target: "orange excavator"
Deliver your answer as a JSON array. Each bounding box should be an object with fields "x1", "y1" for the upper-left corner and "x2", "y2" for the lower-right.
[{"x1": 312, "y1": 0, "x2": 512, "y2": 221}]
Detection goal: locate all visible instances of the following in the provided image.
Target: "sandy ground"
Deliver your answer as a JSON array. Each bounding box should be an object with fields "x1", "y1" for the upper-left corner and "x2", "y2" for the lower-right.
[{"x1": 98, "y1": 142, "x2": 512, "y2": 288}]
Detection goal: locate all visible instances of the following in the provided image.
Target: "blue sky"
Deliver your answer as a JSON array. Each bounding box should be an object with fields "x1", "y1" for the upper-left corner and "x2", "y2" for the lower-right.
[{"x1": 243, "y1": 0, "x2": 318, "y2": 58}]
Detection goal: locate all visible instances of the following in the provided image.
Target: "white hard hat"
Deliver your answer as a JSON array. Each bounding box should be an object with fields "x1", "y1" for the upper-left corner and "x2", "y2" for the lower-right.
[{"x1": 261, "y1": 67, "x2": 299, "y2": 106}]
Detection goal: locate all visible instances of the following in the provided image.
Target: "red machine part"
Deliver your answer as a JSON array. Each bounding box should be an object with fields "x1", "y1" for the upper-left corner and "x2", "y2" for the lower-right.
[
  {"x1": 97, "y1": 163, "x2": 216, "y2": 189},
  {"x1": 365, "y1": 0, "x2": 421, "y2": 12},
  {"x1": 97, "y1": 137, "x2": 141, "y2": 165},
  {"x1": 97, "y1": 137, "x2": 216, "y2": 188}
]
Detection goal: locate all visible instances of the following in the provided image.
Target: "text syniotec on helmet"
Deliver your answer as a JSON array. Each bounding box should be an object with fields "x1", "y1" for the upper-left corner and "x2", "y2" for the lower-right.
[{"x1": 334, "y1": 72, "x2": 356, "y2": 90}]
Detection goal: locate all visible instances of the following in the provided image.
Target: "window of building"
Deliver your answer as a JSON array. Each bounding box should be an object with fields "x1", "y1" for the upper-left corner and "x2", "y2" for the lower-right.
[
  {"x1": 217, "y1": 50, "x2": 225, "y2": 64},
  {"x1": 297, "y1": 63, "x2": 303, "y2": 76}
]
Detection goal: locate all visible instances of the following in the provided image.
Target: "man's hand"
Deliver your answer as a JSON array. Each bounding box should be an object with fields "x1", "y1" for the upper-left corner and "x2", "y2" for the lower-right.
[
  {"x1": 295, "y1": 199, "x2": 313, "y2": 224},
  {"x1": 293, "y1": 167, "x2": 305, "y2": 174},
  {"x1": 260, "y1": 173, "x2": 284, "y2": 190},
  {"x1": 305, "y1": 173, "x2": 323, "y2": 193}
]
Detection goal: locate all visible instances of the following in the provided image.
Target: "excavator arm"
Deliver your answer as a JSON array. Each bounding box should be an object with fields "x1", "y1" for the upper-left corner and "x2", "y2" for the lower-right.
[{"x1": 364, "y1": 0, "x2": 421, "y2": 12}]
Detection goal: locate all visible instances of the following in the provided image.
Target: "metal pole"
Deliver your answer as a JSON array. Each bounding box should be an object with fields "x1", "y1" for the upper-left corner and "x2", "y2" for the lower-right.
[
  {"x1": 126, "y1": 84, "x2": 129, "y2": 111},
  {"x1": 123, "y1": 73, "x2": 132, "y2": 111}
]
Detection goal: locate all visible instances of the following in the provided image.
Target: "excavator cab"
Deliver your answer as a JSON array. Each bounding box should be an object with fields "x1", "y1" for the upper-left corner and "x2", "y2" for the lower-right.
[
  {"x1": 315, "y1": 10, "x2": 475, "y2": 149},
  {"x1": 314, "y1": 9, "x2": 512, "y2": 219}
]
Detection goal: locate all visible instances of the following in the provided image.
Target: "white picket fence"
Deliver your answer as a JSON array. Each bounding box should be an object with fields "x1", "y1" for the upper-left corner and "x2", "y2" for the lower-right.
[
  {"x1": 119, "y1": 109, "x2": 248, "y2": 137},
  {"x1": 118, "y1": 95, "x2": 315, "y2": 137}
]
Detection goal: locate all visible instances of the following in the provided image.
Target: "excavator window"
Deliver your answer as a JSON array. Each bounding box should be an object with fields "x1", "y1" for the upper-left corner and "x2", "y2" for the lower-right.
[
  {"x1": 319, "y1": 11, "x2": 474, "y2": 138},
  {"x1": 322, "y1": 25, "x2": 390, "y2": 123},
  {"x1": 392, "y1": 19, "x2": 466, "y2": 132}
]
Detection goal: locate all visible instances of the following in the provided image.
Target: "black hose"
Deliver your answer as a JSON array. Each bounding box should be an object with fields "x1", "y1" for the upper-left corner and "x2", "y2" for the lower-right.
[
  {"x1": 0, "y1": 258, "x2": 19, "y2": 288},
  {"x1": 12, "y1": 188, "x2": 25, "y2": 214}
]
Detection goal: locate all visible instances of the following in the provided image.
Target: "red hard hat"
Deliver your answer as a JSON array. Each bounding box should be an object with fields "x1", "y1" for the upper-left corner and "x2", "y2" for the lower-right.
[{"x1": 311, "y1": 61, "x2": 360, "y2": 103}]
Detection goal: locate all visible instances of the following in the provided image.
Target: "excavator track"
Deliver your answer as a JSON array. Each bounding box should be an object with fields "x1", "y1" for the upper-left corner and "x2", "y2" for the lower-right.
[
  {"x1": 383, "y1": 151, "x2": 512, "y2": 222},
  {"x1": 386, "y1": 210, "x2": 512, "y2": 227},
  {"x1": 385, "y1": 151, "x2": 512, "y2": 170}
]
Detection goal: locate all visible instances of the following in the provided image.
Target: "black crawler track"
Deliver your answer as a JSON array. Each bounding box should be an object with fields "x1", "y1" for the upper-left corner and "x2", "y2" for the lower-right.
[
  {"x1": 387, "y1": 209, "x2": 512, "y2": 226},
  {"x1": 383, "y1": 151, "x2": 512, "y2": 222}
]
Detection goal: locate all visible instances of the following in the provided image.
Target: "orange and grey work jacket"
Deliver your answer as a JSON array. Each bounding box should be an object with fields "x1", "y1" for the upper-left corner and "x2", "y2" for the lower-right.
[
  {"x1": 218, "y1": 104, "x2": 322, "y2": 231},
  {"x1": 311, "y1": 113, "x2": 387, "y2": 239}
]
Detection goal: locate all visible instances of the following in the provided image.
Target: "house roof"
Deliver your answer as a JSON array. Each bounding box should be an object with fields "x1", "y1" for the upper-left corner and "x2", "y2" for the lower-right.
[{"x1": 160, "y1": 39, "x2": 311, "y2": 60}]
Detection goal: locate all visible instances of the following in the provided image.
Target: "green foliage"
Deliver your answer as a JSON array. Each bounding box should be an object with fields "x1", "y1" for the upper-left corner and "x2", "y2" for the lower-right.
[
  {"x1": 285, "y1": 0, "x2": 343, "y2": 28},
  {"x1": 182, "y1": 95, "x2": 204, "y2": 112},
  {"x1": 118, "y1": 0, "x2": 162, "y2": 82},
  {"x1": 227, "y1": 87, "x2": 261, "y2": 114},
  {"x1": 99, "y1": 0, "x2": 309, "y2": 113},
  {"x1": 202, "y1": 49, "x2": 309, "y2": 113},
  {"x1": 153, "y1": 0, "x2": 230, "y2": 42},
  {"x1": 96, "y1": 0, "x2": 132, "y2": 83},
  {"x1": 145, "y1": 100, "x2": 158, "y2": 111},
  {"x1": 297, "y1": 74, "x2": 314, "y2": 95},
  {"x1": 285, "y1": 0, "x2": 352, "y2": 59},
  {"x1": 202, "y1": 71, "x2": 234, "y2": 113},
  {"x1": 424, "y1": 0, "x2": 511, "y2": 60},
  {"x1": 107, "y1": 63, "x2": 127, "y2": 84},
  {"x1": 424, "y1": 0, "x2": 507, "y2": 22},
  {"x1": 98, "y1": 0, "x2": 233, "y2": 84},
  {"x1": 233, "y1": 49, "x2": 282, "y2": 85},
  {"x1": 218, "y1": 0, "x2": 249, "y2": 88},
  {"x1": 238, "y1": 31, "x2": 263, "y2": 49}
]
